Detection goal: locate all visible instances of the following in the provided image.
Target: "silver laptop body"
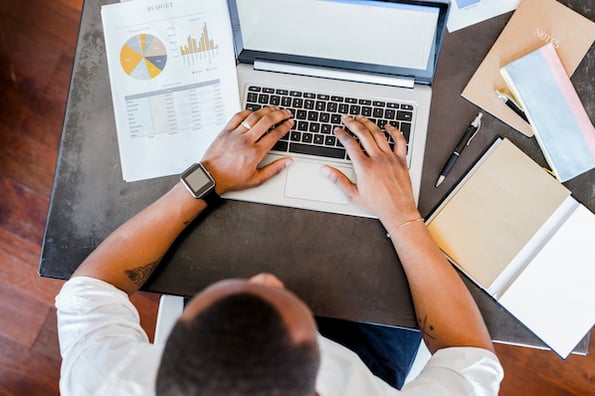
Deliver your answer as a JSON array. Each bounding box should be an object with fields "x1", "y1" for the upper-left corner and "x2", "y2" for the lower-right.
[{"x1": 224, "y1": 0, "x2": 450, "y2": 217}]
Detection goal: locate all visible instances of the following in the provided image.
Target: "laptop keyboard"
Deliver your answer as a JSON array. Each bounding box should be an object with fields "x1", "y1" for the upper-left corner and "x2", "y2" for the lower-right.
[{"x1": 244, "y1": 85, "x2": 415, "y2": 163}]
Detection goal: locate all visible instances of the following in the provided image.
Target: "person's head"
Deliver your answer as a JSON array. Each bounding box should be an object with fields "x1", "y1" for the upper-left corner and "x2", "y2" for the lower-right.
[{"x1": 156, "y1": 273, "x2": 320, "y2": 395}]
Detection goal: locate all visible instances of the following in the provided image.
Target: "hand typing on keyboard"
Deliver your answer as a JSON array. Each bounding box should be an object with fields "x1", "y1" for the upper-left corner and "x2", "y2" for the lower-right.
[
  {"x1": 321, "y1": 115, "x2": 421, "y2": 231},
  {"x1": 201, "y1": 107, "x2": 294, "y2": 195},
  {"x1": 244, "y1": 85, "x2": 414, "y2": 164}
]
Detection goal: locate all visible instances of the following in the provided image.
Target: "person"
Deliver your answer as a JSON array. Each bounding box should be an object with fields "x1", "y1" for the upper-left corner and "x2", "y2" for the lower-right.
[{"x1": 55, "y1": 107, "x2": 503, "y2": 395}]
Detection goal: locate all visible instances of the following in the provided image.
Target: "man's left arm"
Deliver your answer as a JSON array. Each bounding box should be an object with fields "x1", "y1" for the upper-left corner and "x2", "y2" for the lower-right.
[{"x1": 72, "y1": 107, "x2": 294, "y2": 295}]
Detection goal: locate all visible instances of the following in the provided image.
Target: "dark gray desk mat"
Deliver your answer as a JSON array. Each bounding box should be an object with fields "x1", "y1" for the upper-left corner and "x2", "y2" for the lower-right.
[{"x1": 40, "y1": 0, "x2": 593, "y2": 353}]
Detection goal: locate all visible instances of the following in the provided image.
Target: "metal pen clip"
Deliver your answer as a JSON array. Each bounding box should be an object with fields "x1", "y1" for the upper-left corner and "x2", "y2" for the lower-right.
[{"x1": 466, "y1": 113, "x2": 483, "y2": 146}]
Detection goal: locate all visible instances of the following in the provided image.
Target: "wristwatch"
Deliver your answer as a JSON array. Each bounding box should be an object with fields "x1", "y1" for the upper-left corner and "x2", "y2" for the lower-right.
[{"x1": 180, "y1": 162, "x2": 221, "y2": 206}]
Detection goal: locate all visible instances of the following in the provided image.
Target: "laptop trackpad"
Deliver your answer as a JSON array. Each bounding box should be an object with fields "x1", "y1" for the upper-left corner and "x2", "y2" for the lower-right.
[{"x1": 285, "y1": 162, "x2": 352, "y2": 204}]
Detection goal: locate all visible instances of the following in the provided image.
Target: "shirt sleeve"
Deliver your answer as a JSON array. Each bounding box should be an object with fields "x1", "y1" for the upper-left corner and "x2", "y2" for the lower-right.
[
  {"x1": 316, "y1": 334, "x2": 503, "y2": 396},
  {"x1": 55, "y1": 276, "x2": 160, "y2": 396},
  {"x1": 401, "y1": 347, "x2": 504, "y2": 396}
]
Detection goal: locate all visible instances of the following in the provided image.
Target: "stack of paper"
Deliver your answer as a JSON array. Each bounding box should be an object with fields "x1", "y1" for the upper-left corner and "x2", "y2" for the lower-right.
[{"x1": 461, "y1": 0, "x2": 595, "y2": 137}]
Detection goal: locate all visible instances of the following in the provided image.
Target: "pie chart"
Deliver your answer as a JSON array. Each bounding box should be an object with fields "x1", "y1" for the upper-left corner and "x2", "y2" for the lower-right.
[{"x1": 120, "y1": 34, "x2": 167, "y2": 80}]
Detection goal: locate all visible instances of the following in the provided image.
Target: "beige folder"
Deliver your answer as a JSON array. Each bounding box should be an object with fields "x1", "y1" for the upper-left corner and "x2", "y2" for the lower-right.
[
  {"x1": 426, "y1": 138, "x2": 595, "y2": 358},
  {"x1": 461, "y1": 0, "x2": 595, "y2": 137}
]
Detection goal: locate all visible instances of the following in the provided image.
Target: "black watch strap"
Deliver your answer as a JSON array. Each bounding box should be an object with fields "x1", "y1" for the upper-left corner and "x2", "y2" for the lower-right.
[{"x1": 201, "y1": 189, "x2": 222, "y2": 207}]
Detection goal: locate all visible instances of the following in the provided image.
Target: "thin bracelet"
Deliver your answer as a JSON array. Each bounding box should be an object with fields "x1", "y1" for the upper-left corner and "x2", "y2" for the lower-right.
[{"x1": 386, "y1": 218, "x2": 425, "y2": 238}]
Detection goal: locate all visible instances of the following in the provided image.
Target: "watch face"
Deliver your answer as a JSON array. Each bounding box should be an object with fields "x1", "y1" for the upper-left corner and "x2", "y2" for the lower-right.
[{"x1": 182, "y1": 163, "x2": 215, "y2": 198}]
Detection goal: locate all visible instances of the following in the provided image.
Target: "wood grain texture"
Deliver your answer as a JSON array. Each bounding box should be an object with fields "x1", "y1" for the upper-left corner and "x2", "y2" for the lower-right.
[{"x1": 0, "y1": 0, "x2": 592, "y2": 394}]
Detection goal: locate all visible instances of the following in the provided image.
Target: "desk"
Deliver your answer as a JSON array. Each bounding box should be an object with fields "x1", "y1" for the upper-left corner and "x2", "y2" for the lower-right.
[{"x1": 40, "y1": 0, "x2": 593, "y2": 353}]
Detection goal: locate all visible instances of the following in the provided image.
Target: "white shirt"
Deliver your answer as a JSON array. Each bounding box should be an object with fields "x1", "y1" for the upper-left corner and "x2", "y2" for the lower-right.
[{"x1": 56, "y1": 277, "x2": 503, "y2": 396}]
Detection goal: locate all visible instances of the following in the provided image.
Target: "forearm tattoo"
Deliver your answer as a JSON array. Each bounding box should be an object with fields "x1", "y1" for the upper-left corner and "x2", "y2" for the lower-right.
[
  {"x1": 418, "y1": 314, "x2": 436, "y2": 340},
  {"x1": 124, "y1": 260, "x2": 160, "y2": 286}
]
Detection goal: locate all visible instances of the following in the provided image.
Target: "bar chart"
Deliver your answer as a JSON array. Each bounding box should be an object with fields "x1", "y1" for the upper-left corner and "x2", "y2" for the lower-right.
[{"x1": 179, "y1": 22, "x2": 219, "y2": 65}]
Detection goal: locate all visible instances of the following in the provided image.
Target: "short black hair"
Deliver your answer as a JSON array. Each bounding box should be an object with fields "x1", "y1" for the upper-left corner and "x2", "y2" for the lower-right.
[{"x1": 156, "y1": 292, "x2": 320, "y2": 395}]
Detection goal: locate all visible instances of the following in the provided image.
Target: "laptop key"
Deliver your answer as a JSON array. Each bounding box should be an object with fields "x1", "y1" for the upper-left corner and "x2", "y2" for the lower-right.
[
  {"x1": 290, "y1": 131, "x2": 301, "y2": 141},
  {"x1": 321, "y1": 124, "x2": 332, "y2": 134},
  {"x1": 292, "y1": 98, "x2": 303, "y2": 108},
  {"x1": 296, "y1": 109, "x2": 307, "y2": 120},
  {"x1": 331, "y1": 95, "x2": 344, "y2": 102},
  {"x1": 258, "y1": 94, "x2": 269, "y2": 104},
  {"x1": 247, "y1": 92, "x2": 258, "y2": 102},
  {"x1": 313, "y1": 134, "x2": 324, "y2": 145},
  {"x1": 349, "y1": 105, "x2": 361, "y2": 115},
  {"x1": 246, "y1": 104, "x2": 261, "y2": 111},
  {"x1": 315, "y1": 101, "x2": 326, "y2": 111},
  {"x1": 309, "y1": 123, "x2": 320, "y2": 133},
  {"x1": 362, "y1": 106, "x2": 372, "y2": 117},
  {"x1": 248, "y1": 86, "x2": 261, "y2": 92},
  {"x1": 401, "y1": 104, "x2": 414, "y2": 110},
  {"x1": 345, "y1": 97, "x2": 357, "y2": 104},
  {"x1": 281, "y1": 97, "x2": 292, "y2": 108},
  {"x1": 297, "y1": 121, "x2": 308, "y2": 131},
  {"x1": 397, "y1": 110, "x2": 413, "y2": 121},
  {"x1": 272, "y1": 140, "x2": 289, "y2": 152},
  {"x1": 307, "y1": 111, "x2": 319, "y2": 121},
  {"x1": 319, "y1": 112, "x2": 330, "y2": 123},
  {"x1": 290, "y1": 91, "x2": 302, "y2": 97},
  {"x1": 400, "y1": 122, "x2": 411, "y2": 141},
  {"x1": 331, "y1": 114, "x2": 342, "y2": 124},
  {"x1": 270, "y1": 95, "x2": 281, "y2": 106},
  {"x1": 290, "y1": 143, "x2": 346, "y2": 159},
  {"x1": 324, "y1": 135, "x2": 336, "y2": 146},
  {"x1": 327, "y1": 102, "x2": 338, "y2": 112}
]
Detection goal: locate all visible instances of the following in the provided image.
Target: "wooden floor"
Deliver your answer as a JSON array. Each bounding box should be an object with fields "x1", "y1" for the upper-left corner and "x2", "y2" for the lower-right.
[{"x1": 0, "y1": 0, "x2": 592, "y2": 394}]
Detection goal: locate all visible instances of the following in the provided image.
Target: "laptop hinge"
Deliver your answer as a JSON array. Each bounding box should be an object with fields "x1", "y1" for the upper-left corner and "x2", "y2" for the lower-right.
[{"x1": 254, "y1": 60, "x2": 415, "y2": 89}]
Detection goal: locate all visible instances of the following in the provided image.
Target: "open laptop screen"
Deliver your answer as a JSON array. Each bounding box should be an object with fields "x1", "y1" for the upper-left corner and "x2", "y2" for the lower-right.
[{"x1": 229, "y1": 0, "x2": 449, "y2": 84}]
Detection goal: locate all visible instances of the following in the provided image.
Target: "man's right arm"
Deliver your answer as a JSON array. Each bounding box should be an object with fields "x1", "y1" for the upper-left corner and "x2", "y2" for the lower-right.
[{"x1": 322, "y1": 115, "x2": 494, "y2": 354}]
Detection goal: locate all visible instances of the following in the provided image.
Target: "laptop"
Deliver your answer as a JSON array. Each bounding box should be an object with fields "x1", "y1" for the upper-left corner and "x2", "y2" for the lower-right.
[{"x1": 224, "y1": 0, "x2": 450, "y2": 217}]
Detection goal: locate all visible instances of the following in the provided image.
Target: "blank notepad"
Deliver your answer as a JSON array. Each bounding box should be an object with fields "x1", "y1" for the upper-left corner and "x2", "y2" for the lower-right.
[
  {"x1": 499, "y1": 204, "x2": 595, "y2": 358},
  {"x1": 500, "y1": 43, "x2": 595, "y2": 182}
]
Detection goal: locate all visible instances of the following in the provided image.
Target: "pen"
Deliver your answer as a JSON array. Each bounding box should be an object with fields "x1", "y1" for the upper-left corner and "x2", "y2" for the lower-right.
[
  {"x1": 494, "y1": 90, "x2": 529, "y2": 123},
  {"x1": 435, "y1": 112, "x2": 483, "y2": 188}
]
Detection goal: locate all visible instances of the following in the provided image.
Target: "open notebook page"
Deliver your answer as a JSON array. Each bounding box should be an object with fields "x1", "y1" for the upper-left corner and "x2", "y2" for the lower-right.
[{"x1": 499, "y1": 203, "x2": 595, "y2": 358}]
